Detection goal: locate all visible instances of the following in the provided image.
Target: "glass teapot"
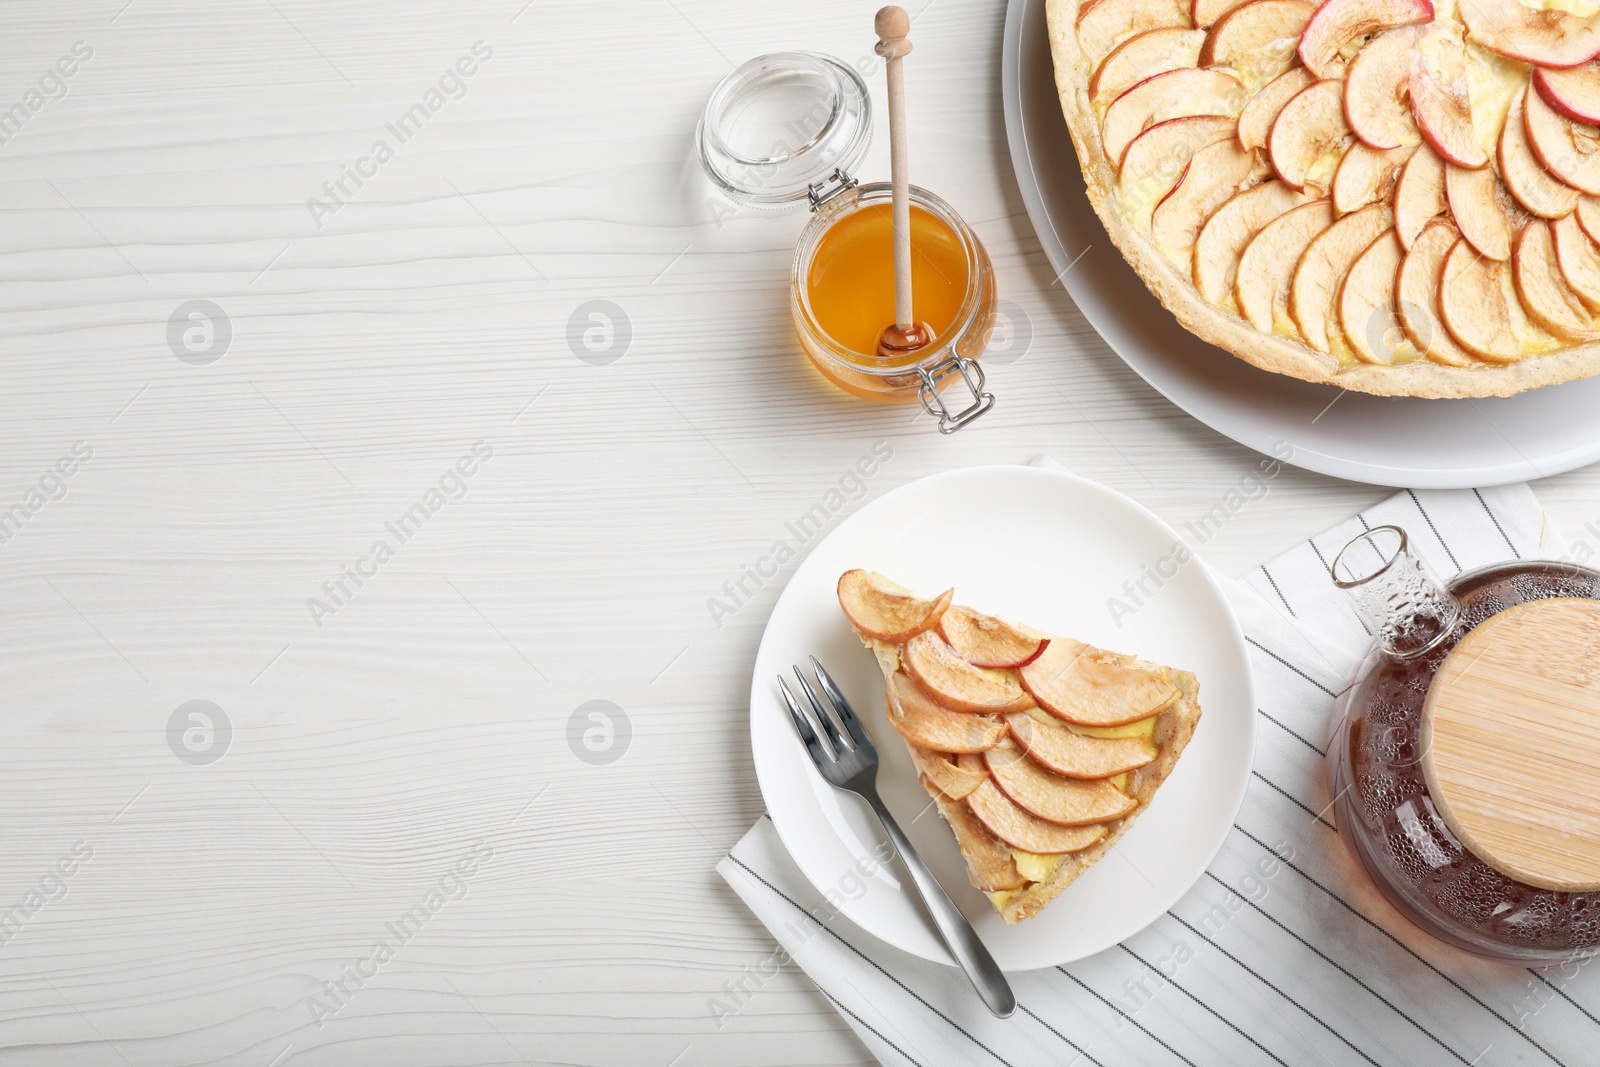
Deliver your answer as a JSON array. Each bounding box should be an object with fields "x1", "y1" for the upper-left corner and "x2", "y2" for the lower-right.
[{"x1": 1325, "y1": 526, "x2": 1600, "y2": 962}]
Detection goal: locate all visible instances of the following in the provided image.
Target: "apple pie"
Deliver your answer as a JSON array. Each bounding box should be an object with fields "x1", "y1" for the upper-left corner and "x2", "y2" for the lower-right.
[
  {"x1": 837, "y1": 570, "x2": 1202, "y2": 924},
  {"x1": 1048, "y1": 0, "x2": 1600, "y2": 397}
]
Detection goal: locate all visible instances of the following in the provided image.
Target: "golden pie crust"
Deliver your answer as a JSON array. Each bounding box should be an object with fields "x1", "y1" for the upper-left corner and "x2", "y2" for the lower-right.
[{"x1": 1045, "y1": 0, "x2": 1600, "y2": 397}]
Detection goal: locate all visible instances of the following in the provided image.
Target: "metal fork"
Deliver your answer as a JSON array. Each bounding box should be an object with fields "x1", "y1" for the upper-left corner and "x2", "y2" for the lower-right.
[{"x1": 779, "y1": 656, "x2": 1017, "y2": 1018}]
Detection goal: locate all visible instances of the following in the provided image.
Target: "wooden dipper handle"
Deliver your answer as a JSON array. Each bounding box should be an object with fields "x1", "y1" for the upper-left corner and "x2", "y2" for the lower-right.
[{"x1": 876, "y1": 6, "x2": 915, "y2": 333}]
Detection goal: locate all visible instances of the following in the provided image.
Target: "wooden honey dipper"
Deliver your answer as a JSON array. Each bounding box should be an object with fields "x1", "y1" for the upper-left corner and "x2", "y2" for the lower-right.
[{"x1": 874, "y1": 5, "x2": 934, "y2": 358}]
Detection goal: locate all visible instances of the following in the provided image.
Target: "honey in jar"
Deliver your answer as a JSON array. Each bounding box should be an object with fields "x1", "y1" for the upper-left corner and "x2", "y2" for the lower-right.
[
  {"x1": 793, "y1": 182, "x2": 995, "y2": 420},
  {"x1": 806, "y1": 202, "x2": 967, "y2": 359}
]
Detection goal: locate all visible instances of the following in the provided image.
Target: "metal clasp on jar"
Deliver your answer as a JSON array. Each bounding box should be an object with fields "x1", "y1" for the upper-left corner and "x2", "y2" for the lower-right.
[
  {"x1": 806, "y1": 167, "x2": 860, "y2": 211},
  {"x1": 916, "y1": 354, "x2": 994, "y2": 434}
]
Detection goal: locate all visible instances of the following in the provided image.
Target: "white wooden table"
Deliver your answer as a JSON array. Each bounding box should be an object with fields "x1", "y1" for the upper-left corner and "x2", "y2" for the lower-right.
[{"x1": 3, "y1": 1, "x2": 1597, "y2": 1064}]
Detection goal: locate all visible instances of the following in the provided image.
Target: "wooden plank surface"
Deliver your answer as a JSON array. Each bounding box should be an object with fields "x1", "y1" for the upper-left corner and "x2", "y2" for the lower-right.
[{"x1": 1, "y1": 1, "x2": 1597, "y2": 1064}]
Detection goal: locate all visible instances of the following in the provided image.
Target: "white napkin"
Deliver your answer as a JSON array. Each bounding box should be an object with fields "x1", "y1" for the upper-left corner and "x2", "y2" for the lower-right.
[{"x1": 719, "y1": 477, "x2": 1600, "y2": 1067}]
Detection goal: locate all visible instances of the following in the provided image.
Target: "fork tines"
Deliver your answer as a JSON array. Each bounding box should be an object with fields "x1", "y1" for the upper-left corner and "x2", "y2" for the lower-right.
[{"x1": 779, "y1": 657, "x2": 874, "y2": 763}]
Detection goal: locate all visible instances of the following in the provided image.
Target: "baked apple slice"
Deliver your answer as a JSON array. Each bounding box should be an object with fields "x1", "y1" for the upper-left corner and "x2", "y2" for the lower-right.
[
  {"x1": 886, "y1": 672, "x2": 1008, "y2": 753},
  {"x1": 1119, "y1": 114, "x2": 1236, "y2": 211},
  {"x1": 1102, "y1": 68, "x2": 1248, "y2": 166},
  {"x1": 1297, "y1": 0, "x2": 1434, "y2": 78},
  {"x1": 1236, "y1": 199, "x2": 1337, "y2": 331},
  {"x1": 903, "y1": 631, "x2": 1033, "y2": 714},
  {"x1": 1005, "y1": 710, "x2": 1155, "y2": 779},
  {"x1": 1440, "y1": 238, "x2": 1551, "y2": 362},
  {"x1": 1551, "y1": 213, "x2": 1600, "y2": 311},
  {"x1": 930, "y1": 789, "x2": 1026, "y2": 890},
  {"x1": 1579, "y1": 196, "x2": 1600, "y2": 245},
  {"x1": 1397, "y1": 220, "x2": 1478, "y2": 366},
  {"x1": 1268, "y1": 78, "x2": 1352, "y2": 190},
  {"x1": 1500, "y1": 88, "x2": 1582, "y2": 219},
  {"x1": 909, "y1": 744, "x2": 990, "y2": 800},
  {"x1": 1332, "y1": 142, "x2": 1412, "y2": 215},
  {"x1": 965, "y1": 777, "x2": 1109, "y2": 853},
  {"x1": 1524, "y1": 84, "x2": 1600, "y2": 195},
  {"x1": 1194, "y1": 180, "x2": 1314, "y2": 304},
  {"x1": 938, "y1": 605, "x2": 1049, "y2": 669},
  {"x1": 1408, "y1": 29, "x2": 1488, "y2": 169},
  {"x1": 1290, "y1": 202, "x2": 1393, "y2": 351},
  {"x1": 1238, "y1": 67, "x2": 1316, "y2": 152},
  {"x1": 1201, "y1": 0, "x2": 1314, "y2": 67},
  {"x1": 1344, "y1": 24, "x2": 1425, "y2": 150},
  {"x1": 983, "y1": 738, "x2": 1136, "y2": 826},
  {"x1": 1512, "y1": 220, "x2": 1600, "y2": 341},
  {"x1": 1017, "y1": 639, "x2": 1180, "y2": 727},
  {"x1": 837, "y1": 569, "x2": 952, "y2": 641},
  {"x1": 1193, "y1": 0, "x2": 1249, "y2": 28},
  {"x1": 1392, "y1": 143, "x2": 1448, "y2": 249},
  {"x1": 1459, "y1": 0, "x2": 1600, "y2": 69},
  {"x1": 1340, "y1": 229, "x2": 1408, "y2": 363},
  {"x1": 1445, "y1": 163, "x2": 1521, "y2": 261},
  {"x1": 1439, "y1": 239, "x2": 1517, "y2": 359},
  {"x1": 1091, "y1": 27, "x2": 1207, "y2": 106},
  {"x1": 1534, "y1": 61, "x2": 1600, "y2": 125},
  {"x1": 1078, "y1": 0, "x2": 1191, "y2": 63},
  {"x1": 1151, "y1": 138, "x2": 1258, "y2": 254}
]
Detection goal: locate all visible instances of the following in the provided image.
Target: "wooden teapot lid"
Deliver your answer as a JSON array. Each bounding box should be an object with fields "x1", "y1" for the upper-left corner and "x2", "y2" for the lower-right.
[{"x1": 1421, "y1": 597, "x2": 1600, "y2": 893}]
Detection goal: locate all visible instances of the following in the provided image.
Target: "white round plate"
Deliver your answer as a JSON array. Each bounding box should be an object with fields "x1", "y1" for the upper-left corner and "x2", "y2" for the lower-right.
[
  {"x1": 1002, "y1": 0, "x2": 1600, "y2": 489},
  {"x1": 750, "y1": 465, "x2": 1254, "y2": 971}
]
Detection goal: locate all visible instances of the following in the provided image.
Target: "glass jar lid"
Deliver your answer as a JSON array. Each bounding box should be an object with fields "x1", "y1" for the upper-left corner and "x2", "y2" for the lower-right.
[{"x1": 697, "y1": 51, "x2": 872, "y2": 209}]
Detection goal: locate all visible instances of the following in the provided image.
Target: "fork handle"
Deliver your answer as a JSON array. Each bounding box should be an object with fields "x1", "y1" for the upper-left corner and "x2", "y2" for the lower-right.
[{"x1": 862, "y1": 789, "x2": 1017, "y2": 1018}]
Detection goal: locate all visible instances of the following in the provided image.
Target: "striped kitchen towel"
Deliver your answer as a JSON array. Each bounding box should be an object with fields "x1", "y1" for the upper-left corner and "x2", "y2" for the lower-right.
[{"x1": 719, "y1": 482, "x2": 1600, "y2": 1067}]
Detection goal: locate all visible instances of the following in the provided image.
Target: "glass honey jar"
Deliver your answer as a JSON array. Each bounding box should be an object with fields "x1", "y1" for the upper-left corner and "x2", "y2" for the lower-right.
[{"x1": 697, "y1": 51, "x2": 997, "y2": 432}]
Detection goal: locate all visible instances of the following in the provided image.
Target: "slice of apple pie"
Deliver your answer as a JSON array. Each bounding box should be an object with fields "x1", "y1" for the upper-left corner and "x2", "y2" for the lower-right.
[{"x1": 837, "y1": 569, "x2": 1202, "y2": 924}]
